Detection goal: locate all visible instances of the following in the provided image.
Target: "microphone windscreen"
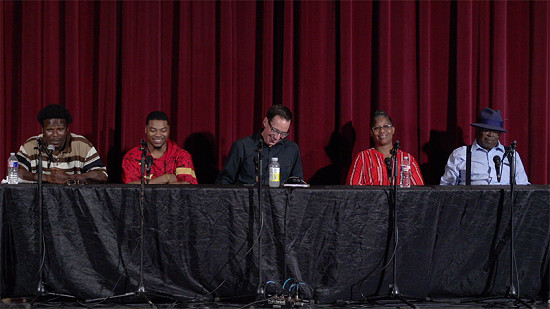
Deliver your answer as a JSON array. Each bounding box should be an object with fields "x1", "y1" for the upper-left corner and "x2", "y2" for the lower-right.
[
  {"x1": 493, "y1": 156, "x2": 501, "y2": 164},
  {"x1": 385, "y1": 157, "x2": 392, "y2": 166},
  {"x1": 47, "y1": 145, "x2": 55, "y2": 151}
]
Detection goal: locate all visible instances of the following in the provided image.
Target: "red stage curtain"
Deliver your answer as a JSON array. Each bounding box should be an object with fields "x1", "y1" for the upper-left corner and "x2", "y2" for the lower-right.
[{"x1": 1, "y1": 1, "x2": 548, "y2": 184}]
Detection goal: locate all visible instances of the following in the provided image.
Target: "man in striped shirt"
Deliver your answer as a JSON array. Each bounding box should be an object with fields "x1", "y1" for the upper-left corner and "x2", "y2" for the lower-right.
[
  {"x1": 347, "y1": 110, "x2": 424, "y2": 186},
  {"x1": 17, "y1": 104, "x2": 108, "y2": 184}
]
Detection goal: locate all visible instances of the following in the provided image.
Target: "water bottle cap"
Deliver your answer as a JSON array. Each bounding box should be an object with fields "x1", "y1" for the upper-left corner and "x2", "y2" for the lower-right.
[
  {"x1": 271, "y1": 157, "x2": 278, "y2": 162},
  {"x1": 10, "y1": 152, "x2": 15, "y2": 156}
]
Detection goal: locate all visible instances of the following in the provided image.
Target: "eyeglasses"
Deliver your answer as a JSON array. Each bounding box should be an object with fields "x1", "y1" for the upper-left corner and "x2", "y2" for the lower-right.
[
  {"x1": 269, "y1": 122, "x2": 289, "y2": 138},
  {"x1": 372, "y1": 124, "x2": 393, "y2": 132}
]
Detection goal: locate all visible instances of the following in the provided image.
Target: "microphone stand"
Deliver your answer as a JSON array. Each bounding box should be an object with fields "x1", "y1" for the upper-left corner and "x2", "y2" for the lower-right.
[
  {"x1": 367, "y1": 141, "x2": 417, "y2": 308},
  {"x1": 504, "y1": 142, "x2": 532, "y2": 308},
  {"x1": 255, "y1": 140, "x2": 265, "y2": 299},
  {"x1": 221, "y1": 139, "x2": 268, "y2": 304},
  {"x1": 86, "y1": 140, "x2": 157, "y2": 307},
  {"x1": 36, "y1": 138, "x2": 46, "y2": 295},
  {"x1": 137, "y1": 140, "x2": 149, "y2": 298},
  {"x1": 460, "y1": 141, "x2": 533, "y2": 308},
  {"x1": 32, "y1": 138, "x2": 75, "y2": 304},
  {"x1": 36, "y1": 139, "x2": 46, "y2": 296}
]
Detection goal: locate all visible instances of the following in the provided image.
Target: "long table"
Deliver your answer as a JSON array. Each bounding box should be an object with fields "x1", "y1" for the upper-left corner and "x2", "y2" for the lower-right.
[{"x1": 1, "y1": 184, "x2": 548, "y2": 303}]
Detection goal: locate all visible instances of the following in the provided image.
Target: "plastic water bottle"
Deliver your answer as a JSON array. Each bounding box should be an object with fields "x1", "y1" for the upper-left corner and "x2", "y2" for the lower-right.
[
  {"x1": 400, "y1": 156, "x2": 411, "y2": 188},
  {"x1": 268, "y1": 157, "x2": 280, "y2": 187},
  {"x1": 7, "y1": 152, "x2": 18, "y2": 184}
]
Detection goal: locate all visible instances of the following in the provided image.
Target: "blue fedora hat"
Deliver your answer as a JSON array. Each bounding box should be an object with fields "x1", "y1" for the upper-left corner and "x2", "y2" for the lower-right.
[{"x1": 471, "y1": 108, "x2": 507, "y2": 132}]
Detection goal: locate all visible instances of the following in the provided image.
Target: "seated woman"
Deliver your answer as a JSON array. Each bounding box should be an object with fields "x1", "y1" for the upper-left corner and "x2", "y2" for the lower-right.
[{"x1": 347, "y1": 110, "x2": 424, "y2": 186}]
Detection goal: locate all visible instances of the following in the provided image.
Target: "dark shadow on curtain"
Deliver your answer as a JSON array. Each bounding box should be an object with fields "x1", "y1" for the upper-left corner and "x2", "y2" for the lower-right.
[
  {"x1": 107, "y1": 129, "x2": 123, "y2": 184},
  {"x1": 420, "y1": 128, "x2": 464, "y2": 185},
  {"x1": 184, "y1": 132, "x2": 219, "y2": 184},
  {"x1": 419, "y1": 1, "x2": 462, "y2": 186},
  {"x1": 254, "y1": 0, "x2": 265, "y2": 127},
  {"x1": 309, "y1": 122, "x2": 356, "y2": 185},
  {"x1": 106, "y1": 3, "x2": 124, "y2": 184}
]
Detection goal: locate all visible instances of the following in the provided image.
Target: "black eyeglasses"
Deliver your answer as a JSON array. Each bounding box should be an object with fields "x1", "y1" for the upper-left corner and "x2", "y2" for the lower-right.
[
  {"x1": 371, "y1": 124, "x2": 393, "y2": 132},
  {"x1": 269, "y1": 122, "x2": 289, "y2": 138}
]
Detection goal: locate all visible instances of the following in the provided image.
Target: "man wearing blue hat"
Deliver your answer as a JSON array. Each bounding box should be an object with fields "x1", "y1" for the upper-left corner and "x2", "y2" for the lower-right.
[{"x1": 440, "y1": 108, "x2": 529, "y2": 185}]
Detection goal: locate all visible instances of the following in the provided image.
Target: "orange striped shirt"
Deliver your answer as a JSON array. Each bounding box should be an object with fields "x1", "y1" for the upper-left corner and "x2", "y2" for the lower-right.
[{"x1": 346, "y1": 148, "x2": 424, "y2": 186}]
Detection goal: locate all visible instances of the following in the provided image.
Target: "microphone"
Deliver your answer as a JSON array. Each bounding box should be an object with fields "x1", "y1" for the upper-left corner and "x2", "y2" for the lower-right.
[
  {"x1": 36, "y1": 137, "x2": 55, "y2": 165},
  {"x1": 36, "y1": 137, "x2": 47, "y2": 151},
  {"x1": 255, "y1": 139, "x2": 264, "y2": 184},
  {"x1": 46, "y1": 143, "x2": 55, "y2": 160},
  {"x1": 138, "y1": 139, "x2": 152, "y2": 184},
  {"x1": 391, "y1": 140, "x2": 400, "y2": 156},
  {"x1": 257, "y1": 138, "x2": 264, "y2": 152},
  {"x1": 503, "y1": 140, "x2": 517, "y2": 161},
  {"x1": 508, "y1": 140, "x2": 517, "y2": 158},
  {"x1": 385, "y1": 157, "x2": 392, "y2": 182},
  {"x1": 255, "y1": 139, "x2": 264, "y2": 167},
  {"x1": 140, "y1": 139, "x2": 148, "y2": 161},
  {"x1": 139, "y1": 139, "x2": 153, "y2": 173},
  {"x1": 493, "y1": 155, "x2": 502, "y2": 182},
  {"x1": 46, "y1": 145, "x2": 55, "y2": 168}
]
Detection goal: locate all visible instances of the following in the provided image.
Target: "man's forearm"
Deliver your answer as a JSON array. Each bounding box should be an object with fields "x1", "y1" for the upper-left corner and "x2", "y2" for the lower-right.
[
  {"x1": 76, "y1": 170, "x2": 108, "y2": 183},
  {"x1": 18, "y1": 168, "x2": 39, "y2": 182}
]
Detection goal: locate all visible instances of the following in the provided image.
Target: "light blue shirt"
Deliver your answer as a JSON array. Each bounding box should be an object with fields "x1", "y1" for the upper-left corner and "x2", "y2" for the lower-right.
[{"x1": 440, "y1": 140, "x2": 530, "y2": 185}]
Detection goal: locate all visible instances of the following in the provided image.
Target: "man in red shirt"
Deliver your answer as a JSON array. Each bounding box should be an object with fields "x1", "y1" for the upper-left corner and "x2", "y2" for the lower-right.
[{"x1": 122, "y1": 111, "x2": 197, "y2": 184}]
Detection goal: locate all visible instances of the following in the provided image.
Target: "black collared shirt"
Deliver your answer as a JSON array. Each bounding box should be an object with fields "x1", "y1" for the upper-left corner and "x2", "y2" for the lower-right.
[{"x1": 215, "y1": 132, "x2": 303, "y2": 185}]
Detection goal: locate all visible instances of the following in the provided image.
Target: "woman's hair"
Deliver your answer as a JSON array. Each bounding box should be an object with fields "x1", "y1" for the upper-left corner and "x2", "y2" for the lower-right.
[{"x1": 370, "y1": 110, "x2": 393, "y2": 128}]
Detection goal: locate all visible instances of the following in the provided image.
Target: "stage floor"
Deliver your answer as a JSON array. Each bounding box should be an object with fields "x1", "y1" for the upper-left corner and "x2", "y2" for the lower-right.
[{"x1": 1, "y1": 298, "x2": 547, "y2": 308}]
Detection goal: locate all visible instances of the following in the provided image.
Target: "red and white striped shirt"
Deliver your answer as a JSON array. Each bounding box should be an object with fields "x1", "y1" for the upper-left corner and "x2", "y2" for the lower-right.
[{"x1": 347, "y1": 148, "x2": 424, "y2": 186}]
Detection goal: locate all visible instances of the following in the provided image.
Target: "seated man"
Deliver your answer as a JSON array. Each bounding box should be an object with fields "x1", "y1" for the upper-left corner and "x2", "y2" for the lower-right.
[
  {"x1": 17, "y1": 104, "x2": 108, "y2": 184},
  {"x1": 122, "y1": 111, "x2": 197, "y2": 184},
  {"x1": 216, "y1": 104, "x2": 303, "y2": 185},
  {"x1": 440, "y1": 107, "x2": 529, "y2": 185}
]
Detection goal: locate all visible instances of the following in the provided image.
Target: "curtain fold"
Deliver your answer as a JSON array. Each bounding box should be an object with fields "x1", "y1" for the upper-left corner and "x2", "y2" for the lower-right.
[{"x1": 1, "y1": 0, "x2": 548, "y2": 184}]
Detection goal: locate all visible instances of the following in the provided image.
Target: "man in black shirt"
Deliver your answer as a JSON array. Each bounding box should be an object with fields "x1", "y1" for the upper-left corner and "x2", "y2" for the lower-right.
[{"x1": 215, "y1": 105, "x2": 303, "y2": 185}]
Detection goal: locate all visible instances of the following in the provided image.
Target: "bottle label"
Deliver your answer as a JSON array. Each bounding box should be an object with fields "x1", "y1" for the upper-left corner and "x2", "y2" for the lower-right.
[
  {"x1": 269, "y1": 167, "x2": 280, "y2": 182},
  {"x1": 8, "y1": 161, "x2": 18, "y2": 168}
]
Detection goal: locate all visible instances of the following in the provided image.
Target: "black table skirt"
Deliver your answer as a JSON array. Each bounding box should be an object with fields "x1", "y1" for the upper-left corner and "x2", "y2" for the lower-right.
[{"x1": 1, "y1": 184, "x2": 548, "y2": 303}]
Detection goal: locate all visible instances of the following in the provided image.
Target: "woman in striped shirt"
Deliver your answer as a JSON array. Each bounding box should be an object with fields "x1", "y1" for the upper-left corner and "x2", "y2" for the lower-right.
[{"x1": 346, "y1": 110, "x2": 424, "y2": 186}]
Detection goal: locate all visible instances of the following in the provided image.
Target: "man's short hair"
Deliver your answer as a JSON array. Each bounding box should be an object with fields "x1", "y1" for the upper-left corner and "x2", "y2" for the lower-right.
[
  {"x1": 37, "y1": 104, "x2": 73, "y2": 127},
  {"x1": 370, "y1": 110, "x2": 393, "y2": 128},
  {"x1": 266, "y1": 104, "x2": 293, "y2": 122},
  {"x1": 146, "y1": 111, "x2": 170, "y2": 125}
]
